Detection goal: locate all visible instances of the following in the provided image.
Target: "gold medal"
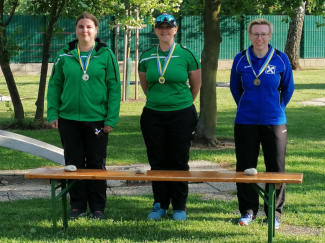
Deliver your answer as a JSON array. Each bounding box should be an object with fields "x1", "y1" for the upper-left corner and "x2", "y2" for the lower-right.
[
  {"x1": 156, "y1": 42, "x2": 176, "y2": 85},
  {"x1": 158, "y1": 76, "x2": 165, "y2": 84},
  {"x1": 254, "y1": 78, "x2": 261, "y2": 86}
]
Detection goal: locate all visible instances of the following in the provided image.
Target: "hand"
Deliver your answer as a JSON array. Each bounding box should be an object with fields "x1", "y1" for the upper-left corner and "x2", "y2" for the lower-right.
[
  {"x1": 50, "y1": 120, "x2": 58, "y2": 129},
  {"x1": 103, "y1": 125, "x2": 113, "y2": 133}
]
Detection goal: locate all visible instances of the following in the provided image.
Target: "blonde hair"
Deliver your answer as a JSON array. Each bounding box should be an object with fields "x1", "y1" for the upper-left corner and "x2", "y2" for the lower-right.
[{"x1": 247, "y1": 18, "x2": 273, "y2": 34}]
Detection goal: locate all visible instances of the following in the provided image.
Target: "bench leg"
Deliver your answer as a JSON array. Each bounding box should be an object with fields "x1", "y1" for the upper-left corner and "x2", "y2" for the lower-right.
[
  {"x1": 61, "y1": 180, "x2": 68, "y2": 230},
  {"x1": 267, "y1": 184, "x2": 275, "y2": 243},
  {"x1": 251, "y1": 183, "x2": 276, "y2": 243},
  {"x1": 50, "y1": 180, "x2": 75, "y2": 230},
  {"x1": 51, "y1": 180, "x2": 57, "y2": 228}
]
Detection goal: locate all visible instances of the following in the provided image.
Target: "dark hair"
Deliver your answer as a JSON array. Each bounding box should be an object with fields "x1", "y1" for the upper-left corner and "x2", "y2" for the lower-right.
[{"x1": 75, "y1": 12, "x2": 99, "y2": 27}]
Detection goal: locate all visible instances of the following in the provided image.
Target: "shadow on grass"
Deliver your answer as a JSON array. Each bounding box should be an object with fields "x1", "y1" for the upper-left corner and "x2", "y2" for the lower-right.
[
  {"x1": 294, "y1": 83, "x2": 325, "y2": 90},
  {"x1": 0, "y1": 196, "x2": 252, "y2": 242}
]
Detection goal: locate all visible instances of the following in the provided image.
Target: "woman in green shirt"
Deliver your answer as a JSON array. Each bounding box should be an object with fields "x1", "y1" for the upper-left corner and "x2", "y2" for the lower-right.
[
  {"x1": 138, "y1": 13, "x2": 201, "y2": 221},
  {"x1": 47, "y1": 12, "x2": 121, "y2": 220}
]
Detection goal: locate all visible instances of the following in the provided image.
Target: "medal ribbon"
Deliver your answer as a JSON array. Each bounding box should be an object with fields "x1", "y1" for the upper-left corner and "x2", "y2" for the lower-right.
[
  {"x1": 246, "y1": 46, "x2": 275, "y2": 79},
  {"x1": 77, "y1": 45, "x2": 94, "y2": 74},
  {"x1": 156, "y1": 42, "x2": 176, "y2": 79}
]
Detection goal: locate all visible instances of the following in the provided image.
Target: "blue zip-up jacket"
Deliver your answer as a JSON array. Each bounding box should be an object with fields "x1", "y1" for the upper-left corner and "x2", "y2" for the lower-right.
[{"x1": 230, "y1": 45, "x2": 294, "y2": 125}]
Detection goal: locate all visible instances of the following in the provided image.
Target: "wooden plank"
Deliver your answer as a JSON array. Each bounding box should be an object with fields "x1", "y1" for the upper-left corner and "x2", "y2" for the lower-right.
[{"x1": 25, "y1": 167, "x2": 303, "y2": 184}]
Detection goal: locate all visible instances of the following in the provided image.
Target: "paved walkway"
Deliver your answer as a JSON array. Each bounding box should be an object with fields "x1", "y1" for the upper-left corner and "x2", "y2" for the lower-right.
[
  {"x1": 0, "y1": 161, "x2": 236, "y2": 202},
  {"x1": 300, "y1": 97, "x2": 325, "y2": 106}
]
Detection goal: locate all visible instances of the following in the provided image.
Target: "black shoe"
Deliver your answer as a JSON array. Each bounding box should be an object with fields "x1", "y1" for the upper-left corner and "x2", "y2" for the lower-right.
[
  {"x1": 69, "y1": 209, "x2": 87, "y2": 219},
  {"x1": 90, "y1": 210, "x2": 106, "y2": 220}
]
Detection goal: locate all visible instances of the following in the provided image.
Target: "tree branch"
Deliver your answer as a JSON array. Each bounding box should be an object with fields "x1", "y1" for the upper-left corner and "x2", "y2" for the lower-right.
[
  {"x1": 4, "y1": 0, "x2": 19, "y2": 26},
  {"x1": 0, "y1": 0, "x2": 4, "y2": 21},
  {"x1": 55, "y1": 0, "x2": 66, "y2": 20}
]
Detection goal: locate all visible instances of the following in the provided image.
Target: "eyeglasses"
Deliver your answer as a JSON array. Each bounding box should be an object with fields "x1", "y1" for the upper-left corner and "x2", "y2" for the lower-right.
[
  {"x1": 250, "y1": 33, "x2": 270, "y2": 39},
  {"x1": 155, "y1": 14, "x2": 176, "y2": 27}
]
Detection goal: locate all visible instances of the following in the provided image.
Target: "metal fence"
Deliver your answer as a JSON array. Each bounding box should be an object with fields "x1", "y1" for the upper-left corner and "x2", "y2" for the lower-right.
[{"x1": 5, "y1": 15, "x2": 325, "y2": 63}]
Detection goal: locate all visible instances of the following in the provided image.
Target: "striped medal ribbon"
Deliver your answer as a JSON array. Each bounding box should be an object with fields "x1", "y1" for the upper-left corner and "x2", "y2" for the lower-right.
[
  {"x1": 78, "y1": 45, "x2": 94, "y2": 81},
  {"x1": 246, "y1": 47, "x2": 275, "y2": 86},
  {"x1": 156, "y1": 42, "x2": 176, "y2": 84}
]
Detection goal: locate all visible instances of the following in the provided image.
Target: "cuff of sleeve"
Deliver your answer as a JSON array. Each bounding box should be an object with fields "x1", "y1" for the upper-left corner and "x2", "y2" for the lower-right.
[{"x1": 104, "y1": 121, "x2": 115, "y2": 128}]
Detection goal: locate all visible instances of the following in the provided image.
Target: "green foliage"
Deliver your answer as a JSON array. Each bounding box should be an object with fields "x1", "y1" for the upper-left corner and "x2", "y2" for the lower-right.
[
  {"x1": 23, "y1": 0, "x2": 106, "y2": 19},
  {"x1": 102, "y1": 0, "x2": 183, "y2": 28},
  {"x1": 219, "y1": 0, "x2": 325, "y2": 17},
  {"x1": 180, "y1": 0, "x2": 203, "y2": 15},
  {"x1": 306, "y1": 0, "x2": 325, "y2": 15},
  {"x1": 2, "y1": 0, "x2": 20, "y2": 15}
]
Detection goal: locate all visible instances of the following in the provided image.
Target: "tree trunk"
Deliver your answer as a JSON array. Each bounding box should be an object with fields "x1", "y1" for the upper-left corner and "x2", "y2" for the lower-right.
[
  {"x1": 284, "y1": 1, "x2": 306, "y2": 70},
  {"x1": 34, "y1": 0, "x2": 65, "y2": 122},
  {"x1": 34, "y1": 18, "x2": 55, "y2": 122},
  {"x1": 0, "y1": 25, "x2": 24, "y2": 121},
  {"x1": 193, "y1": 0, "x2": 222, "y2": 147}
]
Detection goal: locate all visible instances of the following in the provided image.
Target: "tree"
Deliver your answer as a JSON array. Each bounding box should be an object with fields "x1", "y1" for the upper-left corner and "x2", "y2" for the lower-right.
[
  {"x1": 284, "y1": 0, "x2": 325, "y2": 70},
  {"x1": 0, "y1": 0, "x2": 24, "y2": 121},
  {"x1": 28, "y1": 0, "x2": 67, "y2": 122},
  {"x1": 284, "y1": 1, "x2": 306, "y2": 70},
  {"x1": 194, "y1": 0, "x2": 221, "y2": 146},
  {"x1": 185, "y1": 0, "x2": 253, "y2": 146}
]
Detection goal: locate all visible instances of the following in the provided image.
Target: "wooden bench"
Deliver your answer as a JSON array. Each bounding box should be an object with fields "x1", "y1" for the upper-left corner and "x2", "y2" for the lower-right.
[{"x1": 25, "y1": 167, "x2": 303, "y2": 243}]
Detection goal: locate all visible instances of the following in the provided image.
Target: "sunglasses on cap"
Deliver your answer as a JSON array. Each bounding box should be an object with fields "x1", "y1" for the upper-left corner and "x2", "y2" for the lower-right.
[{"x1": 155, "y1": 14, "x2": 177, "y2": 27}]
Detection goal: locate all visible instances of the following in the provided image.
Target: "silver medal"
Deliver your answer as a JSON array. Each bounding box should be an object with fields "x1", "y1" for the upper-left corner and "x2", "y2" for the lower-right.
[{"x1": 82, "y1": 73, "x2": 89, "y2": 81}]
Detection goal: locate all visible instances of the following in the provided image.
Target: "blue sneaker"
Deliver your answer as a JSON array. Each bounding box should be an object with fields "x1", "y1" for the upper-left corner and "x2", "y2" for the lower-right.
[
  {"x1": 147, "y1": 203, "x2": 166, "y2": 220},
  {"x1": 173, "y1": 210, "x2": 186, "y2": 221},
  {"x1": 238, "y1": 213, "x2": 254, "y2": 226},
  {"x1": 274, "y1": 217, "x2": 280, "y2": 229},
  {"x1": 267, "y1": 217, "x2": 280, "y2": 229}
]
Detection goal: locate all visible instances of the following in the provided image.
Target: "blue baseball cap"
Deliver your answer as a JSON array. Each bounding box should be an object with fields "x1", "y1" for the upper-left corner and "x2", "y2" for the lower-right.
[{"x1": 155, "y1": 13, "x2": 177, "y2": 27}]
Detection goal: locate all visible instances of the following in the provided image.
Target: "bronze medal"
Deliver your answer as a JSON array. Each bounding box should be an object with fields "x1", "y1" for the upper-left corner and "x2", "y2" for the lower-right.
[
  {"x1": 254, "y1": 78, "x2": 261, "y2": 86},
  {"x1": 158, "y1": 76, "x2": 165, "y2": 84}
]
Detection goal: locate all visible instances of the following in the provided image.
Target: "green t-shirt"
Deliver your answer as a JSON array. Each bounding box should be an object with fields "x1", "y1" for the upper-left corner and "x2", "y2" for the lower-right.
[{"x1": 138, "y1": 43, "x2": 201, "y2": 111}]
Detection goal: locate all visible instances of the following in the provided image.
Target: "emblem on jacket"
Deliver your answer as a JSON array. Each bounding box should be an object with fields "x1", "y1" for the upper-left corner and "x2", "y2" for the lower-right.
[{"x1": 265, "y1": 65, "x2": 276, "y2": 74}]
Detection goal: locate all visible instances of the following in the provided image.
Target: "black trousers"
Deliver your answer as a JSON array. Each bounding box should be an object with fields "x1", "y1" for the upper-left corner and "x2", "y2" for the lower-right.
[
  {"x1": 140, "y1": 105, "x2": 197, "y2": 211},
  {"x1": 235, "y1": 124, "x2": 287, "y2": 218},
  {"x1": 58, "y1": 118, "x2": 108, "y2": 212}
]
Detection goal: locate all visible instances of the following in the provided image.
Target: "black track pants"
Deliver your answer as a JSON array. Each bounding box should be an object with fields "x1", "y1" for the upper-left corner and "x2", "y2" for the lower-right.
[
  {"x1": 58, "y1": 118, "x2": 108, "y2": 212},
  {"x1": 140, "y1": 105, "x2": 197, "y2": 210},
  {"x1": 235, "y1": 124, "x2": 287, "y2": 217}
]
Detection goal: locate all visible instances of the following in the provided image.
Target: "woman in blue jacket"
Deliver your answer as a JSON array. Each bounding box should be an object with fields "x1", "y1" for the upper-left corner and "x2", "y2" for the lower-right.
[{"x1": 230, "y1": 18, "x2": 294, "y2": 229}]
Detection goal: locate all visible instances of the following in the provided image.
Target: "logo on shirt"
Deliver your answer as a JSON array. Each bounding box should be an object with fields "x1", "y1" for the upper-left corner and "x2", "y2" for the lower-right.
[{"x1": 265, "y1": 65, "x2": 276, "y2": 74}]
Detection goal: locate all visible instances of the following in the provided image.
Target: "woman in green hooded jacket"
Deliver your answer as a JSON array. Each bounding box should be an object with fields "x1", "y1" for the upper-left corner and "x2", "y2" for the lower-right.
[{"x1": 47, "y1": 12, "x2": 121, "y2": 220}]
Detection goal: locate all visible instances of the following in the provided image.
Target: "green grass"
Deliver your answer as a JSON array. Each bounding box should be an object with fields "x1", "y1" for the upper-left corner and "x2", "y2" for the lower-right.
[
  {"x1": 0, "y1": 196, "x2": 324, "y2": 242},
  {"x1": 0, "y1": 70, "x2": 325, "y2": 242}
]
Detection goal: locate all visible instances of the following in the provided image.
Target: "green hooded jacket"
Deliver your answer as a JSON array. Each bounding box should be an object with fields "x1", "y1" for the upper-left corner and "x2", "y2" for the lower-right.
[{"x1": 47, "y1": 38, "x2": 121, "y2": 127}]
